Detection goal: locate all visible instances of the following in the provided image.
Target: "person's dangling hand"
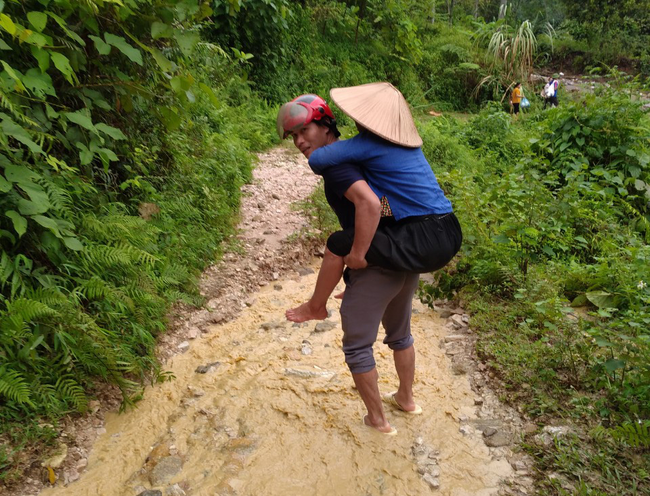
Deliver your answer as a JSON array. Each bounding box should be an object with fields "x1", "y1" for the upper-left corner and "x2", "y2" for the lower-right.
[{"x1": 344, "y1": 252, "x2": 368, "y2": 269}]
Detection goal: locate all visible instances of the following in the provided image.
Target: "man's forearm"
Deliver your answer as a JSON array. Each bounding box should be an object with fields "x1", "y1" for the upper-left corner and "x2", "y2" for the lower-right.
[
  {"x1": 350, "y1": 200, "x2": 380, "y2": 259},
  {"x1": 343, "y1": 180, "x2": 381, "y2": 263}
]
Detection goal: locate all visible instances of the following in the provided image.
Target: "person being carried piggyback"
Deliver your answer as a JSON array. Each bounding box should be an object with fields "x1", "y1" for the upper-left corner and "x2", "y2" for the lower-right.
[{"x1": 280, "y1": 83, "x2": 462, "y2": 324}]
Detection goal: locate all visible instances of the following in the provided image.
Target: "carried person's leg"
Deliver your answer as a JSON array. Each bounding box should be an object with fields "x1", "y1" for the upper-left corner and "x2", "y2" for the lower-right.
[
  {"x1": 286, "y1": 247, "x2": 343, "y2": 323},
  {"x1": 288, "y1": 214, "x2": 463, "y2": 323},
  {"x1": 371, "y1": 213, "x2": 462, "y2": 274},
  {"x1": 289, "y1": 223, "x2": 397, "y2": 315},
  {"x1": 287, "y1": 228, "x2": 359, "y2": 322}
]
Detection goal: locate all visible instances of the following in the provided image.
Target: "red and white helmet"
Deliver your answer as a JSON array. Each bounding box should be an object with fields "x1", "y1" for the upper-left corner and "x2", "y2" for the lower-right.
[{"x1": 276, "y1": 94, "x2": 336, "y2": 139}]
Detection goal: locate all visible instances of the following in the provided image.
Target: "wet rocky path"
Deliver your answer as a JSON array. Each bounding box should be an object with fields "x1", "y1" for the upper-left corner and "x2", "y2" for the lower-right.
[{"x1": 35, "y1": 147, "x2": 533, "y2": 496}]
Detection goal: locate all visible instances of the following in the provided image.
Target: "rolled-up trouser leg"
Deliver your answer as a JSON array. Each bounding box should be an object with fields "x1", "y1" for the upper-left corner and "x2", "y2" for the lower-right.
[{"x1": 340, "y1": 267, "x2": 416, "y2": 374}]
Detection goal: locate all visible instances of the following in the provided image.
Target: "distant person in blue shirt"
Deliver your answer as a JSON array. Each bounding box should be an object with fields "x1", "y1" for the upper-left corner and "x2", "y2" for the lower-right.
[{"x1": 279, "y1": 83, "x2": 462, "y2": 324}]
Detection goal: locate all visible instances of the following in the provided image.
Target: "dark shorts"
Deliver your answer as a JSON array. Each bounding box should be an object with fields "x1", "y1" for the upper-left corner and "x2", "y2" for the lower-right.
[
  {"x1": 513, "y1": 102, "x2": 520, "y2": 114},
  {"x1": 327, "y1": 212, "x2": 462, "y2": 274}
]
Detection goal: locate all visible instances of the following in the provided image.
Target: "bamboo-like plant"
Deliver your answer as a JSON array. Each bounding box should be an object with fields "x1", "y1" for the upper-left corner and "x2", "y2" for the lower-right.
[
  {"x1": 473, "y1": 19, "x2": 548, "y2": 101},
  {"x1": 488, "y1": 20, "x2": 536, "y2": 82}
]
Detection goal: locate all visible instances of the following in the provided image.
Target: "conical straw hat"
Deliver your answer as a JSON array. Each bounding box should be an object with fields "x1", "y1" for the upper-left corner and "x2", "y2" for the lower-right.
[{"x1": 330, "y1": 82, "x2": 422, "y2": 148}]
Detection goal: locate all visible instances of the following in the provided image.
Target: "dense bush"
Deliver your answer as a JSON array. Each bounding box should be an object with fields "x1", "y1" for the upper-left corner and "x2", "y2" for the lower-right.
[
  {"x1": 0, "y1": 2, "x2": 276, "y2": 478},
  {"x1": 420, "y1": 91, "x2": 650, "y2": 494}
]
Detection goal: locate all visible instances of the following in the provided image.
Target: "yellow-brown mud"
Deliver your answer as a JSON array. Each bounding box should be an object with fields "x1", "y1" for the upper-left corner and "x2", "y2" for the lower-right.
[{"x1": 41, "y1": 268, "x2": 513, "y2": 496}]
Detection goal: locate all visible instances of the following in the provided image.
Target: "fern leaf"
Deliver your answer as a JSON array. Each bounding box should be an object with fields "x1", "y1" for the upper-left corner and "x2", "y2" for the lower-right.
[
  {"x1": 54, "y1": 376, "x2": 88, "y2": 411},
  {"x1": 611, "y1": 421, "x2": 650, "y2": 448},
  {"x1": 0, "y1": 367, "x2": 33, "y2": 406},
  {"x1": 6, "y1": 298, "x2": 60, "y2": 322}
]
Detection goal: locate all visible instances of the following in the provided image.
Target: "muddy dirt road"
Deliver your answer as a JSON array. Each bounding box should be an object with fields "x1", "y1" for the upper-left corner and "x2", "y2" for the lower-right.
[{"x1": 37, "y1": 147, "x2": 531, "y2": 496}]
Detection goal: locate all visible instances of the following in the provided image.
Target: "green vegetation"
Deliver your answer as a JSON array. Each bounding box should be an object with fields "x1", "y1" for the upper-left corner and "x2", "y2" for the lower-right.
[
  {"x1": 1, "y1": 0, "x2": 649, "y2": 491},
  {"x1": 419, "y1": 89, "x2": 650, "y2": 494},
  {"x1": 0, "y1": 0, "x2": 275, "y2": 481}
]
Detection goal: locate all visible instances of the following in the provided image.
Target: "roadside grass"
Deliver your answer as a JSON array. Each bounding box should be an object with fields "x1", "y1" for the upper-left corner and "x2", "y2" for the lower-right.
[
  {"x1": 0, "y1": 417, "x2": 58, "y2": 484},
  {"x1": 459, "y1": 289, "x2": 650, "y2": 495}
]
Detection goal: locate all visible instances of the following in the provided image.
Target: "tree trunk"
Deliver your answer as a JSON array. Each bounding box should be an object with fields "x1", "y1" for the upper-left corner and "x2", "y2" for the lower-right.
[
  {"x1": 474, "y1": 0, "x2": 479, "y2": 18},
  {"x1": 498, "y1": 0, "x2": 507, "y2": 19},
  {"x1": 431, "y1": 0, "x2": 436, "y2": 24},
  {"x1": 447, "y1": 0, "x2": 454, "y2": 26}
]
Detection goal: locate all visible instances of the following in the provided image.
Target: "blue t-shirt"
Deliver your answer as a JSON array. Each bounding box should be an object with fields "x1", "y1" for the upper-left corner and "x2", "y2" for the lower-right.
[
  {"x1": 321, "y1": 162, "x2": 365, "y2": 230},
  {"x1": 309, "y1": 132, "x2": 453, "y2": 220}
]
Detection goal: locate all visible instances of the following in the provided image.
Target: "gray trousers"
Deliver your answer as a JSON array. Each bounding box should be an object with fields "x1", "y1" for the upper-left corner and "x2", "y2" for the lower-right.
[{"x1": 340, "y1": 267, "x2": 419, "y2": 374}]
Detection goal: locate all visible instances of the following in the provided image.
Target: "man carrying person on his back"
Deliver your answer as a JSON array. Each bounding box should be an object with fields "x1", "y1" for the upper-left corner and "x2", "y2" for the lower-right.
[{"x1": 276, "y1": 84, "x2": 461, "y2": 435}]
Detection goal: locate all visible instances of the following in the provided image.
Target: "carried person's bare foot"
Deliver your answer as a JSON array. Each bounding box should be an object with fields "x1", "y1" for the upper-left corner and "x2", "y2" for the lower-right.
[
  {"x1": 334, "y1": 291, "x2": 345, "y2": 300},
  {"x1": 363, "y1": 415, "x2": 397, "y2": 435},
  {"x1": 286, "y1": 301, "x2": 328, "y2": 323}
]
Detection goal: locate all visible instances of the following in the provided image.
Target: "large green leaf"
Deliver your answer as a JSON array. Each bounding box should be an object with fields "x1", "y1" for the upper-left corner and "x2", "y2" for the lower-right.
[
  {"x1": 17, "y1": 198, "x2": 48, "y2": 215},
  {"x1": 22, "y1": 69, "x2": 56, "y2": 98},
  {"x1": 95, "y1": 123, "x2": 126, "y2": 140},
  {"x1": 586, "y1": 291, "x2": 616, "y2": 309},
  {"x1": 603, "y1": 359, "x2": 626, "y2": 373},
  {"x1": 30, "y1": 46, "x2": 50, "y2": 72},
  {"x1": 50, "y1": 52, "x2": 76, "y2": 84},
  {"x1": 97, "y1": 147, "x2": 118, "y2": 163},
  {"x1": 31, "y1": 214, "x2": 61, "y2": 237},
  {"x1": 64, "y1": 111, "x2": 96, "y2": 133},
  {"x1": 5, "y1": 210, "x2": 27, "y2": 237},
  {"x1": 18, "y1": 182, "x2": 50, "y2": 210},
  {"x1": 104, "y1": 33, "x2": 142, "y2": 65},
  {"x1": 151, "y1": 47, "x2": 173, "y2": 72},
  {"x1": 27, "y1": 11, "x2": 47, "y2": 32},
  {"x1": 88, "y1": 35, "x2": 111, "y2": 55},
  {"x1": 0, "y1": 117, "x2": 43, "y2": 154},
  {"x1": 0, "y1": 13, "x2": 16, "y2": 35},
  {"x1": 159, "y1": 107, "x2": 181, "y2": 131},
  {"x1": 75, "y1": 142, "x2": 93, "y2": 165},
  {"x1": 0, "y1": 60, "x2": 26, "y2": 92},
  {"x1": 170, "y1": 76, "x2": 187, "y2": 93},
  {"x1": 174, "y1": 30, "x2": 199, "y2": 56},
  {"x1": 151, "y1": 21, "x2": 173, "y2": 39},
  {"x1": 199, "y1": 83, "x2": 219, "y2": 107},
  {"x1": 62, "y1": 236, "x2": 83, "y2": 251},
  {"x1": 3, "y1": 164, "x2": 38, "y2": 184},
  {"x1": 25, "y1": 31, "x2": 50, "y2": 48},
  {"x1": 0, "y1": 174, "x2": 11, "y2": 192}
]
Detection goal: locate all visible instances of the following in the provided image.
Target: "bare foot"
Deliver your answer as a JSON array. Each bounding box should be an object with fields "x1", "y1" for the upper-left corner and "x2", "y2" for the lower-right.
[
  {"x1": 286, "y1": 301, "x2": 328, "y2": 323},
  {"x1": 363, "y1": 415, "x2": 397, "y2": 435},
  {"x1": 334, "y1": 291, "x2": 345, "y2": 300}
]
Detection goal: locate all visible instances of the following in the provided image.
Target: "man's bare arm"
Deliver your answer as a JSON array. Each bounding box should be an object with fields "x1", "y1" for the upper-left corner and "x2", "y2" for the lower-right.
[{"x1": 344, "y1": 180, "x2": 381, "y2": 269}]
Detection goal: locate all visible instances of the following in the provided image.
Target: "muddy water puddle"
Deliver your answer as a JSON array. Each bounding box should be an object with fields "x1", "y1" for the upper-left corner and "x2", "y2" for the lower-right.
[{"x1": 41, "y1": 268, "x2": 513, "y2": 496}]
